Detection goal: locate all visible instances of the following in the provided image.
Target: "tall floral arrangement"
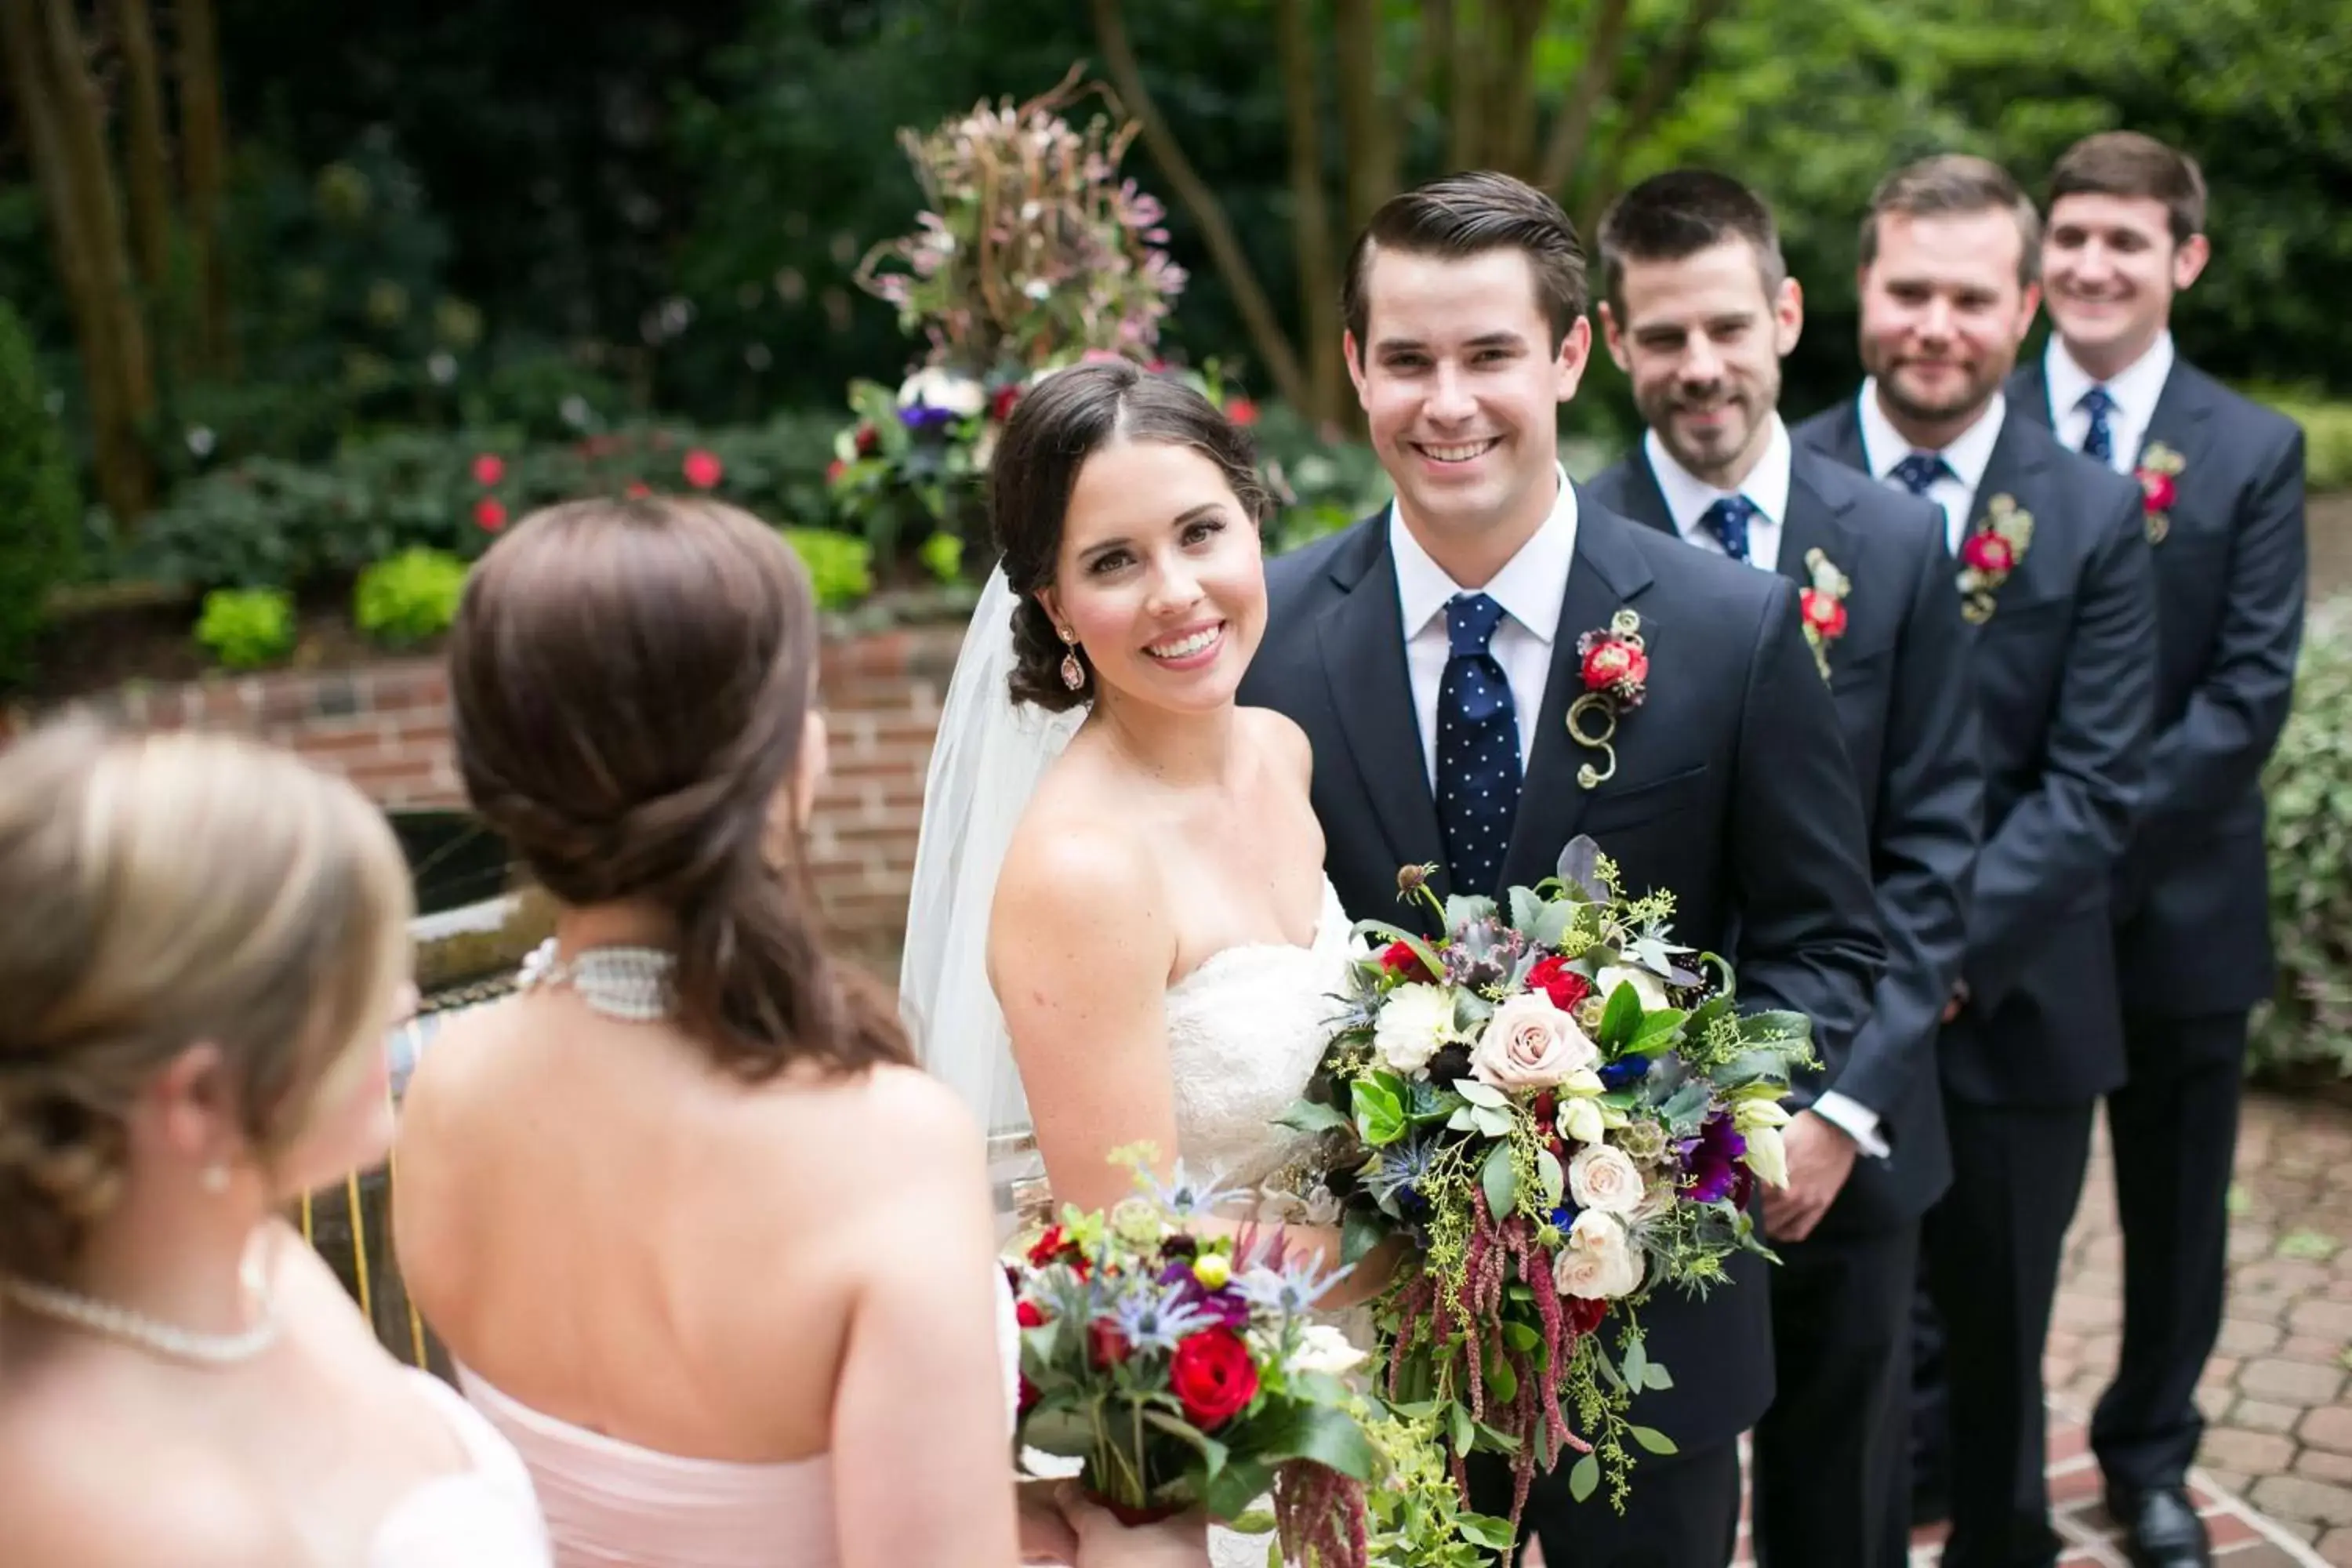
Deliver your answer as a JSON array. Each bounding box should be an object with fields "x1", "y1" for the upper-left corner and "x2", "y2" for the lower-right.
[{"x1": 826, "y1": 68, "x2": 1210, "y2": 568}]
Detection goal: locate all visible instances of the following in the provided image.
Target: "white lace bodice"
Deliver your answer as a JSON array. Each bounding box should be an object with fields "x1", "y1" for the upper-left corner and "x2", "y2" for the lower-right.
[{"x1": 1164, "y1": 877, "x2": 1355, "y2": 1199}]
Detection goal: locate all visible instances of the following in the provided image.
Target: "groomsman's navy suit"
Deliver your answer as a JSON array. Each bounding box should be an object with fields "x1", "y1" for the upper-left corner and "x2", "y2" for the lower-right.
[
  {"x1": 2008, "y1": 353, "x2": 2307, "y2": 1497},
  {"x1": 1798, "y1": 397, "x2": 2157, "y2": 1568},
  {"x1": 1240, "y1": 490, "x2": 1886, "y2": 1568},
  {"x1": 1591, "y1": 438, "x2": 1985, "y2": 1568}
]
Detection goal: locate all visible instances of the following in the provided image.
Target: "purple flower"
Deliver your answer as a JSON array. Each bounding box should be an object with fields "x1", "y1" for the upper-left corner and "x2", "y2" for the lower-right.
[
  {"x1": 1680, "y1": 1112, "x2": 1748, "y2": 1204},
  {"x1": 1158, "y1": 1261, "x2": 1252, "y2": 1330},
  {"x1": 898, "y1": 403, "x2": 954, "y2": 431}
]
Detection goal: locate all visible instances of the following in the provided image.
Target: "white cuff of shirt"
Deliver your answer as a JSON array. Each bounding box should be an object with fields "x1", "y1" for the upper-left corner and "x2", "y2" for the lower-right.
[{"x1": 1810, "y1": 1091, "x2": 1891, "y2": 1159}]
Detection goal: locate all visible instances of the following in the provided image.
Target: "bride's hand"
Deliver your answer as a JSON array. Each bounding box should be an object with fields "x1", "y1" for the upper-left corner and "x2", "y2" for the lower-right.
[
  {"x1": 1055, "y1": 1483, "x2": 1213, "y2": 1568},
  {"x1": 1017, "y1": 1480, "x2": 1080, "y2": 1564}
]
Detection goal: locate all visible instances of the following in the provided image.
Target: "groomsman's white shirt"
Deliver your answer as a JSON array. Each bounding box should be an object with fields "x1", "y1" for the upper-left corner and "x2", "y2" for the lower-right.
[
  {"x1": 1646, "y1": 416, "x2": 1793, "y2": 570},
  {"x1": 1642, "y1": 418, "x2": 1891, "y2": 1161},
  {"x1": 1857, "y1": 378, "x2": 2006, "y2": 553},
  {"x1": 2044, "y1": 329, "x2": 2176, "y2": 475},
  {"x1": 1390, "y1": 464, "x2": 1577, "y2": 793}
]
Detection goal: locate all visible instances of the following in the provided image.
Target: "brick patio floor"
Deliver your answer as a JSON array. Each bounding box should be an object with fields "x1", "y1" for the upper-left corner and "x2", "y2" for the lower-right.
[{"x1": 1531, "y1": 1089, "x2": 2352, "y2": 1568}]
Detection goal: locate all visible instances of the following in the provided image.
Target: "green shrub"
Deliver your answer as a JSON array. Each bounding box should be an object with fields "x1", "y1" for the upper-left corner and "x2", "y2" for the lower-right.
[
  {"x1": 2244, "y1": 390, "x2": 2352, "y2": 493},
  {"x1": 2252, "y1": 597, "x2": 2352, "y2": 1080},
  {"x1": 354, "y1": 547, "x2": 468, "y2": 646},
  {"x1": 0, "y1": 299, "x2": 82, "y2": 685},
  {"x1": 917, "y1": 530, "x2": 963, "y2": 586},
  {"x1": 782, "y1": 528, "x2": 873, "y2": 611},
  {"x1": 194, "y1": 587, "x2": 297, "y2": 670}
]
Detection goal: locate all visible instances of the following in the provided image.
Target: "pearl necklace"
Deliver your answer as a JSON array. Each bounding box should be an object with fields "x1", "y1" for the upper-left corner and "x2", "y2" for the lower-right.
[
  {"x1": 2, "y1": 1248, "x2": 280, "y2": 1367},
  {"x1": 517, "y1": 938, "x2": 678, "y2": 1022}
]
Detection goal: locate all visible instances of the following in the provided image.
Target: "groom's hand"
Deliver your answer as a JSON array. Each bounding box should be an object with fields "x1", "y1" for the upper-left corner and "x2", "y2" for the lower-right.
[{"x1": 1762, "y1": 1112, "x2": 1859, "y2": 1243}]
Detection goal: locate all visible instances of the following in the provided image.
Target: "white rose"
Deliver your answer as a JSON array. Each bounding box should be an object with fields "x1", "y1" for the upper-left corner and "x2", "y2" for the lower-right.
[
  {"x1": 1567, "y1": 1144, "x2": 1647, "y2": 1215},
  {"x1": 898, "y1": 365, "x2": 986, "y2": 417},
  {"x1": 1594, "y1": 964, "x2": 1670, "y2": 1014},
  {"x1": 1553, "y1": 1210, "x2": 1647, "y2": 1301},
  {"x1": 1374, "y1": 983, "x2": 1455, "y2": 1076},
  {"x1": 1471, "y1": 993, "x2": 1599, "y2": 1091},
  {"x1": 1287, "y1": 1323, "x2": 1370, "y2": 1377},
  {"x1": 1558, "y1": 1095, "x2": 1606, "y2": 1148},
  {"x1": 1742, "y1": 1123, "x2": 1790, "y2": 1189}
]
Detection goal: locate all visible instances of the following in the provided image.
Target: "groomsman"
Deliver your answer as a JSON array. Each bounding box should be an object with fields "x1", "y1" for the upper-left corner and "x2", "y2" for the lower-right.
[
  {"x1": 2008, "y1": 132, "x2": 2307, "y2": 1568},
  {"x1": 1589, "y1": 169, "x2": 1984, "y2": 1568},
  {"x1": 1241, "y1": 169, "x2": 1886, "y2": 1568},
  {"x1": 1795, "y1": 154, "x2": 2157, "y2": 1568}
]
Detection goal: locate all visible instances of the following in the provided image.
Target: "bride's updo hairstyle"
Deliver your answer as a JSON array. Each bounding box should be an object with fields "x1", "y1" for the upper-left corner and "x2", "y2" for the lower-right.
[
  {"x1": 448, "y1": 495, "x2": 911, "y2": 1080},
  {"x1": 989, "y1": 358, "x2": 1273, "y2": 712},
  {"x1": 0, "y1": 721, "x2": 412, "y2": 1286}
]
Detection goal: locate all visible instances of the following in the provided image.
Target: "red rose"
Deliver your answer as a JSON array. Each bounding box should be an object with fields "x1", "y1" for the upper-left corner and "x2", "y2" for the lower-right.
[
  {"x1": 1225, "y1": 395, "x2": 1259, "y2": 427},
  {"x1": 1015, "y1": 1300, "x2": 1048, "y2": 1329},
  {"x1": 474, "y1": 498, "x2": 507, "y2": 533},
  {"x1": 1800, "y1": 588, "x2": 1848, "y2": 640},
  {"x1": 1581, "y1": 640, "x2": 1648, "y2": 692},
  {"x1": 1563, "y1": 1295, "x2": 1610, "y2": 1338},
  {"x1": 471, "y1": 452, "x2": 504, "y2": 487},
  {"x1": 1169, "y1": 1326, "x2": 1258, "y2": 1430},
  {"x1": 989, "y1": 384, "x2": 1022, "y2": 422},
  {"x1": 1027, "y1": 1225, "x2": 1071, "y2": 1267},
  {"x1": 1018, "y1": 1374, "x2": 1040, "y2": 1414},
  {"x1": 624, "y1": 481, "x2": 651, "y2": 499},
  {"x1": 1089, "y1": 1320, "x2": 1131, "y2": 1368},
  {"x1": 854, "y1": 423, "x2": 880, "y2": 456},
  {"x1": 1379, "y1": 940, "x2": 1436, "y2": 983},
  {"x1": 682, "y1": 448, "x2": 724, "y2": 490},
  {"x1": 1527, "y1": 956, "x2": 1593, "y2": 1014},
  {"x1": 826, "y1": 457, "x2": 847, "y2": 486},
  {"x1": 2138, "y1": 470, "x2": 2176, "y2": 514},
  {"x1": 1961, "y1": 532, "x2": 2014, "y2": 575}
]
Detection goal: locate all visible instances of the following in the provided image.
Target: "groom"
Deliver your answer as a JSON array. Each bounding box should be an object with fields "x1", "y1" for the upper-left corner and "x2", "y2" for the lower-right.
[{"x1": 1239, "y1": 169, "x2": 1886, "y2": 1568}]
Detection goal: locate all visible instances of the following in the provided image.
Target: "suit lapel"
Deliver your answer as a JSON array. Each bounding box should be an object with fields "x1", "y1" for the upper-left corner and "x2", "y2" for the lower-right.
[
  {"x1": 2010, "y1": 359, "x2": 2056, "y2": 429},
  {"x1": 1612, "y1": 452, "x2": 1679, "y2": 541},
  {"x1": 1812, "y1": 400, "x2": 1871, "y2": 474},
  {"x1": 1777, "y1": 448, "x2": 1864, "y2": 594},
  {"x1": 1315, "y1": 521, "x2": 1447, "y2": 891},
  {"x1": 1498, "y1": 500, "x2": 1656, "y2": 891},
  {"x1": 1967, "y1": 409, "x2": 2060, "y2": 600},
  {"x1": 2140, "y1": 361, "x2": 2216, "y2": 470}
]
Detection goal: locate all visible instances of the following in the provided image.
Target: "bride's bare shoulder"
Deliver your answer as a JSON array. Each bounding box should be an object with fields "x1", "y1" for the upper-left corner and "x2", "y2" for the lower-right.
[{"x1": 1240, "y1": 706, "x2": 1314, "y2": 788}]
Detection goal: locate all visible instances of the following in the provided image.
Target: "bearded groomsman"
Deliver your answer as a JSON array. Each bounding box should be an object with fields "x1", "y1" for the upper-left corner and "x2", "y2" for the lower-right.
[
  {"x1": 1795, "y1": 154, "x2": 2157, "y2": 1568},
  {"x1": 1587, "y1": 168, "x2": 1984, "y2": 1568},
  {"x1": 2007, "y1": 131, "x2": 2307, "y2": 1568}
]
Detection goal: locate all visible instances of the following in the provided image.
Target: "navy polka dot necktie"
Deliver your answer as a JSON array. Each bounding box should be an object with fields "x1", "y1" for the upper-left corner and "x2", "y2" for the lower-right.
[
  {"x1": 1890, "y1": 452, "x2": 1955, "y2": 496},
  {"x1": 1700, "y1": 495, "x2": 1759, "y2": 564},
  {"x1": 1436, "y1": 592, "x2": 1521, "y2": 899},
  {"x1": 2078, "y1": 385, "x2": 2116, "y2": 463}
]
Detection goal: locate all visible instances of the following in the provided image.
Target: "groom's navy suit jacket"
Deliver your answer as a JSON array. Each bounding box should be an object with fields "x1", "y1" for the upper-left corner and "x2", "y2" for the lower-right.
[
  {"x1": 2006, "y1": 358, "x2": 2306, "y2": 1038},
  {"x1": 1589, "y1": 445, "x2": 1984, "y2": 1233},
  {"x1": 1796, "y1": 399, "x2": 2158, "y2": 1108},
  {"x1": 1238, "y1": 493, "x2": 1886, "y2": 1455}
]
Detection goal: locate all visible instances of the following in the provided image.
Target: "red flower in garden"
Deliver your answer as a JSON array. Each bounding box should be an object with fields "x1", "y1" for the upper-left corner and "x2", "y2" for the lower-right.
[
  {"x1": 624, "y1": 481, "x2": 652, "y2": 499},
  {"x1": 471, "y1": 452, "x2": 505, "y2": 486},
  {"x1": 989, "y1": 384, "x2": 1022, "y2": 422},
  {"x1": 1527, "y1": 956, "x2": 1594, "y2": 1014},
  {"x1": 682, "y1": 448, "x2": 724, "y2": 490},
  {"x1": 1961, "y1": 531, "x2": 2015, "y2": 577},
  {"x1": 1168, "y1": 1326, "x2": 1258, "y2": 1430},
  {"x1": 1800, "y1": 588, "x2": 1849, "y2": 641},
  {"x1": 826, "y1": 458, "x2": 848, "y2": 486},
  {"x1": 474, "y1": 498, "x2": 508, "y2": 532},
  {"x1": 854, "y1": 423, "x2": 880, "y2": 456},
  {"x1": 1224, "y1": 396, "x2": 1259, "y2": 427}
]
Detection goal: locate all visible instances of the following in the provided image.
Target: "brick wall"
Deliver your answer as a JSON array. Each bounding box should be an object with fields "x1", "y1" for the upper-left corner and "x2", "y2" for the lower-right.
[{"x1": 22, "y1": 622, "x2": 968, "y2": 959}]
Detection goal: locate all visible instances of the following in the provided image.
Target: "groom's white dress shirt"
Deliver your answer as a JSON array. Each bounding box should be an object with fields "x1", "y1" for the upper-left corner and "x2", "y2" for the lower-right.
[
  {"x1": 1389, "y1": 465, "x2": 1578, "y2": 795},
  {"x1": 2044, "y1": 329, "x2": 2175, "y2": 474},
  {"x1": 1640, "y1": 427, "x2": 1892, "y2": 1161}
]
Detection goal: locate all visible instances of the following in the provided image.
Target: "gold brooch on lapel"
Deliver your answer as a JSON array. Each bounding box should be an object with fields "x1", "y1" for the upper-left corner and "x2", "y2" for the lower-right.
[
  {"x1": 1567, "y1": 608, "x2": 1648, "y2": 789},
  {"x1": 1957, "y1": 495, "x2": 2034, "y2": 625},
  {"x1": 2136, "y1": 442, "x2": 2185, "y2": 545},
  {"x1": 1798, "y1": 549, "x2": 1850, "y2": 682}
]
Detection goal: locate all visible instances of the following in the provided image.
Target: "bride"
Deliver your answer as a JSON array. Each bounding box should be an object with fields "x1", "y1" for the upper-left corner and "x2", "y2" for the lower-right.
[{"x1": 902, "y1": 360, "x2": 1380, "y2": 1566}]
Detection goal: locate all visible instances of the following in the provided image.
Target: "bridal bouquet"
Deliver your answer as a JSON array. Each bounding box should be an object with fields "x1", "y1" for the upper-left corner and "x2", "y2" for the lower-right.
[
  {"x1": 1278, "y1": 837, "x2": 1813, "y2": 1529},
  {"x1": 1007, "y1": 1150, "x2": 1381, "y2": 1566}
]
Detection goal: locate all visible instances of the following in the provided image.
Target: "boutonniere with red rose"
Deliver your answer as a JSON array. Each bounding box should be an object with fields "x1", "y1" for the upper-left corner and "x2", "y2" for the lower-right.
[
  {"x1": 1797, "y1": 549, "x2": 1851, "y2": 682},
  {"x1": 1567, "y1": 608, "x2": 1648, "y2": 789},
  {"x1": 2136, "y1": 442, "x2": 2186, "y2": 545},
  {"x1": 1956, "y1": 495, "x2": 2034, "y2": 624}
]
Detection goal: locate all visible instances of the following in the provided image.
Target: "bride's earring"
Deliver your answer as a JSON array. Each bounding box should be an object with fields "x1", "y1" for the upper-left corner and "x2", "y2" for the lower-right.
[{"x1": 1058, "y1": 627, "x2": 1087, "y2": 693}]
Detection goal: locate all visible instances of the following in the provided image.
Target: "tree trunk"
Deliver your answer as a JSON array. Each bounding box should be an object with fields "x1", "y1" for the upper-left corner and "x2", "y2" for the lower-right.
[
  {"x1": 1484, "y1": 0, "x2": 1548, "y2": 180},
  {"x1": 1446, "y1": 0, "x2": 1486, "y2": 169},
  {"x1": 1088, "y1": 0, "x2": 1312, "y2": 417},
  {"x1": 1276, "y1": 0, "x2": 1344, "y2": 422},
  {"x1": 1332, "y1": 0, "x2": 1392, "y2": 238},
  {"x1": 176, "y1": 0, "x2": 232, "y2": 377},
  {"x1": 107, "y1": 0, "x2": 173, "y2": 306},
  {"x1": 1573, "y1": 0, "x2": 1737, "y2": 235},
  {"x1": 1536, "y1": 0, "x2": 1635, "y2": 201}
]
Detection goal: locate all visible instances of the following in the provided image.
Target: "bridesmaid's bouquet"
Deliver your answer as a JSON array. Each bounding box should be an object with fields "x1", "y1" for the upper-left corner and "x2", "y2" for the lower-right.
[
  {"x1": 1277, "y1": 837, "x2": 1813, "y2": 1531},
  {"x1": 1006, "y1": 1150, "x2": 1381, "y2": 1566}
]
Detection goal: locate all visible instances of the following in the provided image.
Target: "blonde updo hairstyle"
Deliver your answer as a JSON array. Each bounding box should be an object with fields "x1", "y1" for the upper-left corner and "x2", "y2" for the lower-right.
[{"x1": 0, "y1": 721, "x2": 414, "y2": 1286}]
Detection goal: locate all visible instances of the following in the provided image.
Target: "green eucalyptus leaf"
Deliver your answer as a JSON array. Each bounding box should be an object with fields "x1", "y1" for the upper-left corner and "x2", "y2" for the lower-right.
[
  {"x1": 1273, "y1": 1098, "x2": 1352, "y2": 1135},
  {"x1": 1630, "y1": 1425, "x2": 1680, "y2": 1456},
  {"x1": 1457, "y1": 1513, "x2": 1519, "y2": 1550},
  {"x1": 1644, "y1": 1360, "x2": 1676, "y2": 1391},
  {"x1": 1509, "y1": 886, "x2": 1545, "y2": 934},
  {"x1": 1454, "y1": 1079, "x2": 1509, "y2": 1109},
  {"x1": 1481, "y1": 1140, "x2": 1519, "y2": 1219},
  {"x1": 1537, "y1": 1148, "x2": 1566, "y2": 1207},
  {"x1": 1569, "y1": 1452, "x2": 1601, "y2": 1503},
  {"x1": 1599, "y1": 981, "x2": 1643, "y2": 1047},
  {"x1": 1341, "y1": 1207, "x2": 1388, "y2": 1267}
]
